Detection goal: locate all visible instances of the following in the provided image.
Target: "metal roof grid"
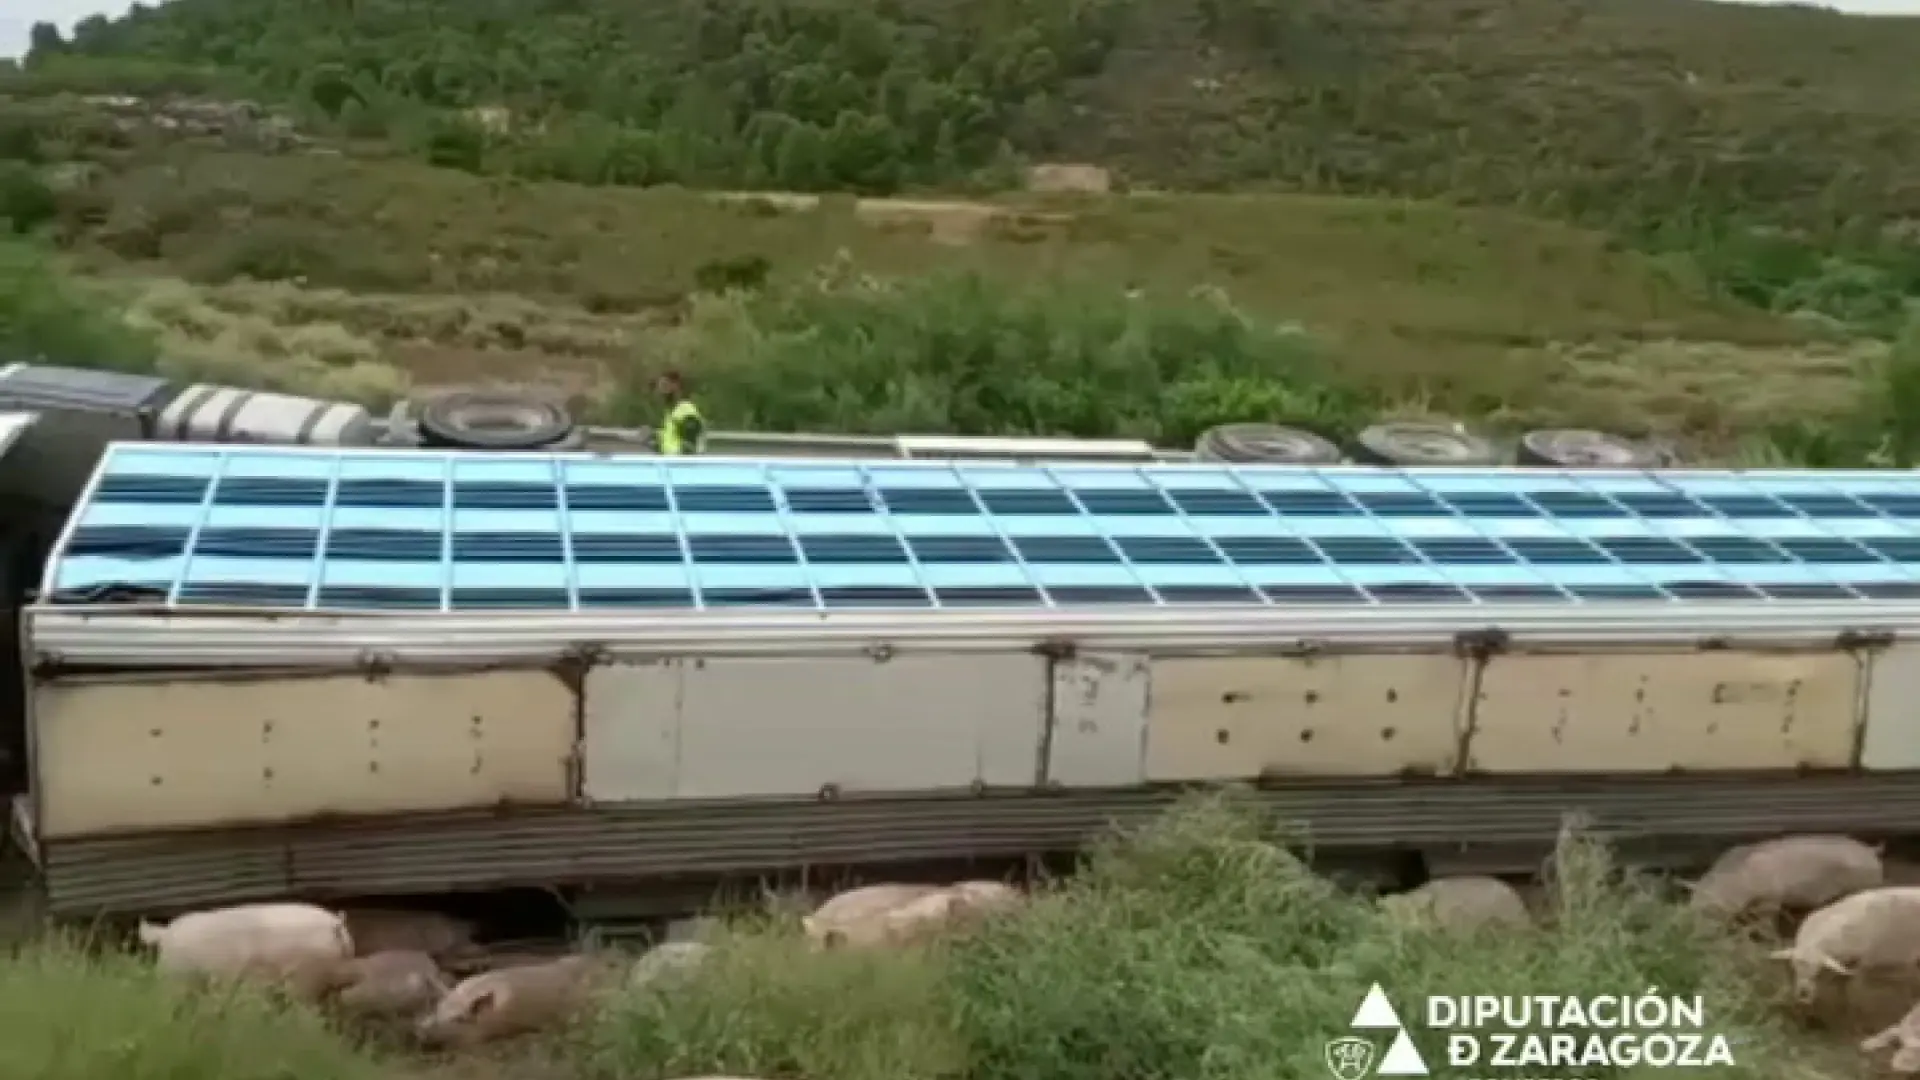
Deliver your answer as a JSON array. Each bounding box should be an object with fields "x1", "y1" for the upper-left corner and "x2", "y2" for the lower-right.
[{"x1": 38, "y1": 443, "x2": 1920, "y2": 613}]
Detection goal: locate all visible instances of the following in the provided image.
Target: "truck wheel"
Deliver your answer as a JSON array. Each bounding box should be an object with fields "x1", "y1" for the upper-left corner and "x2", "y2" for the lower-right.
[
  {"x1": 415, "y1": 391, "x2": 575, "y2": 451},
  {"x1": 1194, "y1": 423, "x2": 1343, "y2": 464},
  {"x1": 1352, "y1": 421, "x2": 1501, "y2": 467},
  {"x1": 1516, "y1": 429, "x2": 1660, "y2": 469}
]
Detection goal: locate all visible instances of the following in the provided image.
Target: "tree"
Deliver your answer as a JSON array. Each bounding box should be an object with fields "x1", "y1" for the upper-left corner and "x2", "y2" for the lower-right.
[{"x1": 27, "y1": 22, "x2": 67, "y2": 61}]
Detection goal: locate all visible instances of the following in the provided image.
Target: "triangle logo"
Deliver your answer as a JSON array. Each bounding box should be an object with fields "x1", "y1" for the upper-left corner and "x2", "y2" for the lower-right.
[
  {"x1": 1351, "y1": 983, "x2": 1403, "y2": 1029},
  {"x1": 1377, "y1": 1031, "x2": 1430, "y2": 1076},
  {"x1": 1325, "y1": 984, "x2": 1431, "y2": 1078}
]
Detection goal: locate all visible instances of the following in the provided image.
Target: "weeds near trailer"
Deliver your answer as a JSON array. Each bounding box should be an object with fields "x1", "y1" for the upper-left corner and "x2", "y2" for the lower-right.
[
  {"x1": 0, "y1": 797, "x2": 1846, "y2": 1080},
  {"x1": 584, "y1": 926, "x2": 964, "y2": 1080},
  {"x1": 0, "y1": 934, "x2": 384, "y2": 1080},
  {"x1": 1744, "y1": 320, "x2": 1920, "y2": 468},
  {"x1": 584, "y1": 796, "x2": 1814, "y2": 1080}
]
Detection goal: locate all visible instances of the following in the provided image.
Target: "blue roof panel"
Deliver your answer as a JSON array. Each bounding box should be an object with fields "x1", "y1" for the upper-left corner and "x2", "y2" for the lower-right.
[{"x1": 42, "y1": 443, "x2": 1920, "y2": 612}]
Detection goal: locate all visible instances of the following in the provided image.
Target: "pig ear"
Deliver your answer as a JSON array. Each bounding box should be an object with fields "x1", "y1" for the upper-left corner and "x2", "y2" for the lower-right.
[{"x1": 462, "y1": 986, "x2": 502, "y2": 1019}]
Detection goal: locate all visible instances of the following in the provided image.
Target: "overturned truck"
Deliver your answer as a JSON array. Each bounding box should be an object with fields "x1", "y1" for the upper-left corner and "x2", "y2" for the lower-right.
[{"x1": 12, "y1": 439, "x2": 1920, "y2": 918}]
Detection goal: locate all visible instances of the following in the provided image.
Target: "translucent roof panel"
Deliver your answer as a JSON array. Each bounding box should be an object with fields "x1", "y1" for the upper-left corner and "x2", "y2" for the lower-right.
[{"x1": 38, "y1": 444, "x2": 1920, "y2": 613}]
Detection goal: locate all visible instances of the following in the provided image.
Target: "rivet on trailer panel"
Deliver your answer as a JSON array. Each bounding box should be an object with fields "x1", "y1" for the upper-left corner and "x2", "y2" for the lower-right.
[
  {"x1": 1837, "y1": 629, "x2": 1895, "y2": 651},
  {"x1": 356, "y1": 649, "x2": 395, "y2": 680},
  {"x1": 1453, "y1": 629, "x2": 1509, "y2": 659}
]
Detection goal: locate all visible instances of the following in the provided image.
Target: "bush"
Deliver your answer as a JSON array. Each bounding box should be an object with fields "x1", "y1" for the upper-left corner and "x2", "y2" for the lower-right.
[
  {"x1": 583, "y1": 796, "x2": 1805, "y2": 1080},
  {"x1": 585, "y1": 925, "x2": 964, "y2": 1080},
  {"x1": 620, "y1": 267, "x2": 1376, "y2": 447},
  {"x1": 0, "y1": 162, "x2": 58, "y2": 234},
  {"x1": 0, "y1": 239, "x2": 156, "y2": 370},
  {"x1": 414, "y1": 115, "x2": 489, "y2": 174},
  {"x1": 1, "y1": 936, "x2": 383, "y2": 1080},
  {"x1": 1747, "y1": 318, "x2": 1920, "y2": 467}
]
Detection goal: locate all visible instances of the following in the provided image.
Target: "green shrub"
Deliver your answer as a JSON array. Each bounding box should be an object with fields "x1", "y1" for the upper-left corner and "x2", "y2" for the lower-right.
[
  {"x1": 1747, "y1": 318, "x2": 1920, "y2": 467},
  {"x1": 0, "y1": 162, "x2": 58, "y2": 234},
  {"x1": 0, "y1": 55, "x2": 242, "y2": 99},
  {"x1": 1, "y1": 936, "x2": 382, "y2": 1080},
  {"x1": 1864, "y1": 323, "x2": 1920, "y2": 466},
  {"x1": 0, "y1": 114, "x2": 45, "y2": 163},
  {"x1": 0, "y1": 239, "x2": 156, "y2": 370},
  {"x1": 619, "y1": 268, "x2": 1375, "y2": 447},
  {"x1": 585, "y1": 925, "x2": 963, "y2": 1080},
  {"x1": 582, "y1": 796, "x2": 1808, "y2": 1080},
  {"x1": 414, "y1": 115, "x2": 489, "y2": 174}
]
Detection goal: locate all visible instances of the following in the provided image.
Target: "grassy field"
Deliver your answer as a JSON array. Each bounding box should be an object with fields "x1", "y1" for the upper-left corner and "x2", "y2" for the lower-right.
[
  {"x1": 0, "y1": 801, "x2": 1878, "y2": 1080},
  {"x1": 1, "y1": 141, "x2": 1892, "y2": 454}
]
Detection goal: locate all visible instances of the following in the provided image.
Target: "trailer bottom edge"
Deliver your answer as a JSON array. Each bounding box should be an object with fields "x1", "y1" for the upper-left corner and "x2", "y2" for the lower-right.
[{"x1": 24, "y1": 772, "x2": 1920, "y2": 916}]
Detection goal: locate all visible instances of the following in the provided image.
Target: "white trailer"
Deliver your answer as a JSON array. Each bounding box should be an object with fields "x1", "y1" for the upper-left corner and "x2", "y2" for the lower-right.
[{"x1": 13, "y1": 442, "x2": 1920, "y2": 916}]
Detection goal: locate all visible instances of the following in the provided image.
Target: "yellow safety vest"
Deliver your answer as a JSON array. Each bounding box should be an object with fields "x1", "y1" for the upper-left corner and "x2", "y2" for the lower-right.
[{"x1": 658, "y1": 399, "x2": 705, "y2": 455}]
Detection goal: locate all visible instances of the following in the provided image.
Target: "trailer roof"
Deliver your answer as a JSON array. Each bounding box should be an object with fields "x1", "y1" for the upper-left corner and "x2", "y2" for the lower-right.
[
  {"x1": 37, "y1": 442, "x2": 1920, "y2": 613},
  {"x1": 0, "y1": 410, "x2": 38, "y2": 459}
]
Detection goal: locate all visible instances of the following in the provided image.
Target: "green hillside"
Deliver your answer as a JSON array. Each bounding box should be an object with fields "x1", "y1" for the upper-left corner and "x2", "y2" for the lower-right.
[
  {"x1": 20, "y1": 0, "x2": 1920, "y2": 232},
  {"x1": 4, "y1": 0, "x2": 1920, "y2": 461}
]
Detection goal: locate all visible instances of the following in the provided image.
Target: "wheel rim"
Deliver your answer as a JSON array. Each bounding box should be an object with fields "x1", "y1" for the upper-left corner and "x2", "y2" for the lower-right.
[
  {"x1": 1368, "y1": 422, "x2": 1489, "y2": 462},
  {"x1": 1222, "y1": 424, "x2": 1339, "y2": 461},
  {"x1": 443, "y1": 398, "x2": 557, "y2": 436},
  {"x1": 1528, "y1": 429, "x2": 1649, "y2": 467}
]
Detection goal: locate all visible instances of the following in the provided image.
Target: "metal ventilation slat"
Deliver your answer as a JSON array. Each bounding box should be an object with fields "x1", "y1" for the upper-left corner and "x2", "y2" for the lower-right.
[
  {"x1": 64, "y1": 525, "x2": 188, "y2": 558},
  {"x1": 36, "y1": 446, "x2": 1920, "y2": 615}
]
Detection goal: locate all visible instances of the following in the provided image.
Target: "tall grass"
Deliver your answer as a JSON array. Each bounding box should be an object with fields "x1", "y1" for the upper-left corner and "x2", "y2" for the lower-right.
[
  {"x1": 2, "y1": 936, "x2": 384, "y2": 1080},
  {"x1": 583, "y1": 798, "x2": 1810, "y2": 1080},
  {"x1": 1747, "y1": 321, "x2": 1920, "y2": 467},
  {"x1": 0, "y1": 799, "x2": 1834, "y2": 1080}
]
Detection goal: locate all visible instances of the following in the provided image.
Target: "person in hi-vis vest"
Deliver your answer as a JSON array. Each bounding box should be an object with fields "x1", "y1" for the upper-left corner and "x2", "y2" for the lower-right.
[{"x1": 653, "y1": 369, "x2": 706, "y2": 455}]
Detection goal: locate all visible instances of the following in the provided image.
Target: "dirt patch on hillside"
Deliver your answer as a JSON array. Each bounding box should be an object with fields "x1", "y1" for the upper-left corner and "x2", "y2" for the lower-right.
[
  {"x1": 709, "y1": 191, "x2": 1076, "y2": 246},
  {"x1": 384, "y1": 344, "x2": 607, "y2": 397}
]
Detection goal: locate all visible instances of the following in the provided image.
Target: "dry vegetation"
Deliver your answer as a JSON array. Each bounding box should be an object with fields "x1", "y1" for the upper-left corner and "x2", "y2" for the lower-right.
[
  {"x1": 11, "y1": 147, "x2": 1875, "y2": 447},
  {"x1": 95, "y1": 274, "x2": 651, "y2": 404}
]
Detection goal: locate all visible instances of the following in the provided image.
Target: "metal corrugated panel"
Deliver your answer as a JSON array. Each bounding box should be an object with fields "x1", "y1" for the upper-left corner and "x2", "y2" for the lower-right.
[
  {"x1": 42, "y1": 445, "x2": 1920, "y2": 617},
  {"x1": 38, "y1": 774, "x2": 1920, "y2": 916}
]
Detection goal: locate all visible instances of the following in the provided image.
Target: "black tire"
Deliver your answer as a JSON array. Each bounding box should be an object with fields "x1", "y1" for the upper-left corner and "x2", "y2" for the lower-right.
[
  {"x1": 1194, "y1": 423, "x2": 1344, "y2": 465},
  {"x1": 415, "y1": 391, "x2": 575, "y2": 451},
  {"x1": 1352, "y1": 421, "x2": 1501, "y2": 467},
  {"x1": 1516, "y1": 429, "x2": 1660, "y2": 469}
]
